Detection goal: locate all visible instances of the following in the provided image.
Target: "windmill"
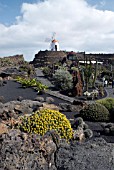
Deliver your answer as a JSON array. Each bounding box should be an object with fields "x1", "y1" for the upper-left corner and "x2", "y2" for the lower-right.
[{"x1": 45, "y1": 32, "x2": 60, "y2": 51}]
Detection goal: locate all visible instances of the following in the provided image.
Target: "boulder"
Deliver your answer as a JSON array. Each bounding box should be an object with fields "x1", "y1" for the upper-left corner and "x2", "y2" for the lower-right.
[
  {"x1": 0, "y1": 129, "x2": 57, "y2": 170},
  {"x1": 0, "y1": 96, "x2": 5, "y2": 103},
  {"x1": 59, "y1": 103, "x2": 71, "y2": 112},
  {"x1": 45, "y1": 97, "x2": 55, "y2": 104},
  {"x1": 34, "y1": 96, "x2": 45, "y2": 102},
  {"x1": 40, "y1": 103, "x2": 60, "y2": 111},
  {"x1": 0, "y1": 123, "x2": 8, "y2": 134}
]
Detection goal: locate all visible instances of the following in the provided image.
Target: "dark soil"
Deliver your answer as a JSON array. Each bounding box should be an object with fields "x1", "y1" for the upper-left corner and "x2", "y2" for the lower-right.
[
  {"x1": 0, "y1": 80, "x2": 37, "y2": 102},
  {"x1": 0, "y1": 80, "x2": 69, "y2": 105}
]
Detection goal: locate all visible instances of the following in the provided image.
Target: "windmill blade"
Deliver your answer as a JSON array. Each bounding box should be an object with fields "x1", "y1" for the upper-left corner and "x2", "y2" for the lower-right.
[
  {"x1": 52, "y1": 32, "x2": 56, "y2": 40},
  {"x1": 45, "y1": 38, "x2": 51, "y2": 42}
]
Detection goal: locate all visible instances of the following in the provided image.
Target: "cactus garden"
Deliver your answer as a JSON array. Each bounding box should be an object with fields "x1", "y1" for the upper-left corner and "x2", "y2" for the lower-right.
[{"x1": 0, "y1": 55, "x2": 114, "y2": 170}]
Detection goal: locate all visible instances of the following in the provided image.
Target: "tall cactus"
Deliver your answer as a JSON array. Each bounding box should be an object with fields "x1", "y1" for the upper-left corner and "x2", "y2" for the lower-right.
[
  {"x1": 92, "y1": 61, "x2": 98, "y2": 88},
  {"x1": 84, "y1": 60, "x2": 92, "y2": 91}
]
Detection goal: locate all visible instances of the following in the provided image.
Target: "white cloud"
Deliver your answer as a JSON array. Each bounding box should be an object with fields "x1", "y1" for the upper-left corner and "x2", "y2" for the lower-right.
[{"x1": 0, "y1": 0, "x2": 114, "y2": 61}]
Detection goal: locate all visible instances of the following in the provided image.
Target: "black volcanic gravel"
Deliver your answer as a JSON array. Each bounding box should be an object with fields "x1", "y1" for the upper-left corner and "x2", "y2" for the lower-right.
[
  {"x1": 0, "y1": 80, "x2": 70, "y2": 105},
  {"x1": 0, "y1": 80, "x2": 38, "y2": 102}
]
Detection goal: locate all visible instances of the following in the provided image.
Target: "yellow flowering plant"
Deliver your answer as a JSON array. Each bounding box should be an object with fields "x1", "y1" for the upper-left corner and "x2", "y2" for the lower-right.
[{"x1": 19, "y1": 109, "x2": 73, "y2": 141}]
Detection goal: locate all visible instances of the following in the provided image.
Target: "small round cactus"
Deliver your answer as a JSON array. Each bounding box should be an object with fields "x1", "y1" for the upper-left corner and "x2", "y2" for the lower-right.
[
  {"x1": 84, "y1": 129, "x2": 93, "y2": 138},
  {"x1": 83, "y1": 123, "x2": 89, "y2": 130},
  {"x1": 110, "y1": 126, "x2": 114, "y2": 135},
  {"x1": 104, "y1": 128, "x2": 110, "y2": 135},
  {"x1": 73, "y1": 117, "x2": 83, "y2": 128}
]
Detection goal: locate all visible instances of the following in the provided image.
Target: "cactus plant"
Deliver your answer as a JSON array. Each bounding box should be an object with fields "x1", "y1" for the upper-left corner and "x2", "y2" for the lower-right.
[
  {"x1": 80, "y1": 103, "x2": 110, "y2": 122},
  {"x1": 97, "y1": 98, "x2": 114, "y2": 121},
  {"x1": 84, "y1": 129, "x2": 93, "y2": 138}
]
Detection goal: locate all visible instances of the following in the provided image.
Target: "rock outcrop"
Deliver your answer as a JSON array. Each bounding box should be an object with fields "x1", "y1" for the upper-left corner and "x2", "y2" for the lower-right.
[
  {"x1": 0, "y1": 129, "x2": 57, "y2": 170},
  {"x1": 56, "y1": 137, "x2": 114, "y2": 170},
  {"x1": 0, "y1": 130, "x2": 114, "y2": 170},
  {"x1": 0, "y1": 55, "x2": 25, "y2": 67}
]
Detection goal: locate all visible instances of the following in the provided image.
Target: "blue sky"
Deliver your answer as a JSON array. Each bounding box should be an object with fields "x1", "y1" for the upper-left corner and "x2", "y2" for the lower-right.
[
  {"x1": 87, "y1": 0, "x2": 114, "y2": 11},
  {"x1": 0, "y1": 0, "x2": 38, "y2": 25},
  {"x1": 86, "y1": 0, "x2": 114, "y2": 11},
  {"x1": 0, "y1": 0, "x2": 114, "y2": 61}
]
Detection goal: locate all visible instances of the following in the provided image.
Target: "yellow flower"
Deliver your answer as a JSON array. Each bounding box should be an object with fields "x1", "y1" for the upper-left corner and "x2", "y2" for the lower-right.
[{"x1": 20, "y1": 109, "x2": 73, "y2": 141}]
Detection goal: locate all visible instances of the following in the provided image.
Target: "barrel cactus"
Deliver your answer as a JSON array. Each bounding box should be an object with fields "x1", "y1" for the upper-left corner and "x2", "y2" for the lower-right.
[
  {"x1": 97, "y1": 98, "x2": 114, "y2": 121},
  {"x1": 20, "y1": 109, "x2": 73, "y2": 141},
  {"x1": 80, "y1": 103, "x2": 110, "y2": 122}
]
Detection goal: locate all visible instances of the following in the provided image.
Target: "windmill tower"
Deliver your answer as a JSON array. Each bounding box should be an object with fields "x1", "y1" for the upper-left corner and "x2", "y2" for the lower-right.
[{"x1": 50, "y1": 32, "x2": 60, "y2": 51}]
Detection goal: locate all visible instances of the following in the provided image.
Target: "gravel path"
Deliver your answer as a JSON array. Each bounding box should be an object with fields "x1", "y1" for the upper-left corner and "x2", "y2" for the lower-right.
[
  {"x1": 35, "y1": 68, "x2": 54, "y2": 88},
  {"x1": 35, "y1": 68, "x2": 114, "y2": 102},
  {"x1": 35, "y1": 68, "x2": 77, "y2": 103},
  {"x1": 105, "y1": 85, "x2": 114, "y2": 98}
]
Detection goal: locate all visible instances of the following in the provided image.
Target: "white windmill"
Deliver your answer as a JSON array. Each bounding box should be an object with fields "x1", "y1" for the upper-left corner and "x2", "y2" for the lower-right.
[{"x1": 45, "y1": 32, "x2": 60, "y2": 51}]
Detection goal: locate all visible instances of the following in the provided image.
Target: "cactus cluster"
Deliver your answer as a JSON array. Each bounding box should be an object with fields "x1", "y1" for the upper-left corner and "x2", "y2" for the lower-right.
[
  {"x1": 80, "y1": 103, "x2": 110, "y2": 122},
  {"x1": 101, "y1": 123, "x2": 114, "y2": 135},
  {"x1": 73, "y1": 117, "x2": 93, "y2": 140},
  {"x1": 19, "y1": 109, "x2": 73, "y2": 141}
]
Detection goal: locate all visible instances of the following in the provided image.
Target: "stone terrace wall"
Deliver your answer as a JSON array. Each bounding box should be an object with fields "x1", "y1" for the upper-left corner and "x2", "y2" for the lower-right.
[{"x1": 32, "y1": 50, "x2": 67, "y2": 67}]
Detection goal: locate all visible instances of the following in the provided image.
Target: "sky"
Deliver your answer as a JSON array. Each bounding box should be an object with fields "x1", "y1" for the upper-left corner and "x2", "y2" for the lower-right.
[{"x1": 0, "y1": 0, "x2": 114, "y2": 61}]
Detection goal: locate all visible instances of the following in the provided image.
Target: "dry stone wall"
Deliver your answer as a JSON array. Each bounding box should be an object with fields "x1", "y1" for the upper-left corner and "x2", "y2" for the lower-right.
[{"x1": 32, "y1": 51, "x2": 67, "y2": 67}]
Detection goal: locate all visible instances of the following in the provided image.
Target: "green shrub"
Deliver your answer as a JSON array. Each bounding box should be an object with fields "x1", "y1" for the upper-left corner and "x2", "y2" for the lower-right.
[
  {"x1": 80, "y1": 103, "x2": 110, "y2": 122},
  {"x1": 19, "y1": 109, "x2": 73, "y2": 141},
  {"x1": 53, "y1": 68, "x2": 73, "y2": 90},
  {"x1": 97, "y1": 98, "x2": 114, "y2": 121},
  {"x1": 42, "y1": 66, "x2": 52, "y2": 77},
  {"x1": 19, "y1": 64, "x2": 35, "y2": 76}
]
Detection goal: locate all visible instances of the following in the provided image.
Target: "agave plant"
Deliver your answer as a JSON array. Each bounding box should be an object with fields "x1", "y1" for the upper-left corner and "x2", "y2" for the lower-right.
[
  {"x1": 15, "y1": 76, "x2": 48, "y2": 93},
  {"x1": 35, "y1": 81, "x2": 48, "y2": 94}
]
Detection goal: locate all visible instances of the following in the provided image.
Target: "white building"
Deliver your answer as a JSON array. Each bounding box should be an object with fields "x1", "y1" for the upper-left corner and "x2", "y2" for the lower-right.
[
  {"x1": 51, "y1": 39, "x2": 60, "y2": 51},
  {"x1": 79, "y1": 61, "x2": 103, "y2": 65}
]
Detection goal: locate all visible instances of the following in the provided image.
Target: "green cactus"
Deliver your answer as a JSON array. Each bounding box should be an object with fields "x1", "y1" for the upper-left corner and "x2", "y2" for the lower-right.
[{"x1": 80, "y1": 103, "x2": 110, "y2": 122}]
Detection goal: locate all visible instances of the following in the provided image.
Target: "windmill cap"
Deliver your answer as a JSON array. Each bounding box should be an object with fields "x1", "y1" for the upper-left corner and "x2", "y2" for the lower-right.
[{"x1": 52, "y1": 39, "x2": 58, "y2": 43}]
